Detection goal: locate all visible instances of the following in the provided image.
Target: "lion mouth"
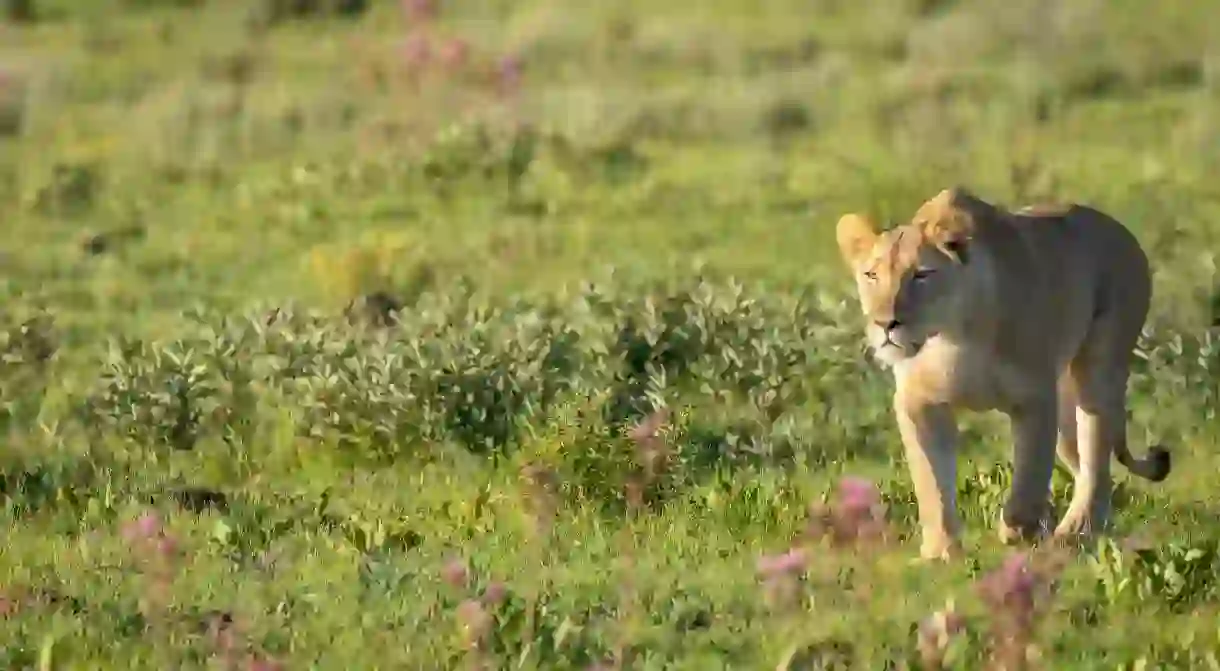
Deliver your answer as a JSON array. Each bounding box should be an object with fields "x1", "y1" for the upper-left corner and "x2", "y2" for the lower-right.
[
  {"x1": 874, "y1": 340, "x2": 912, "y2": 361},
  {"x1": 879, "y1": 336, "x2": 916, "y2": 352},
  {"x1": 878, "y1": 336, "x2": 929, "y2": 357}
]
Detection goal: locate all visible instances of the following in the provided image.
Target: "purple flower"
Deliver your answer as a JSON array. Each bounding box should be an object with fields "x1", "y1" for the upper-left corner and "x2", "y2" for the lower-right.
[
  {"x1": 497, "y1": 54, "x2": 523, "y2": 94},
  {"x1": 122, "y1": 511, "x2": 163, "y2": 542},
  {"x1": 977, "y1": 552, "x2": 1037, "y2": 606},
  {"x1": 457, "y1": 598, "x2": 484, "y2": 620},
  {"x1": 456, "y1": 598, "x2": 492, "y2": 645},
  {"x1": 481, "y1": 581, "x2": 507, "y2": 605},
  {"x1": 756, "y1": 547, "x2": 809, "y2": 578},
  {"x1": 399, "y1": 33, "x2": 432, "y2": 71},
  {"x1": 400, "y1": 0, "x2": 437, "y2": 23},
  {"x1": 837, "y1": 476, "x2": 881, "y2": 514},
  {"x1": 439, "y1": 38, "x2": 470, "y2": 70},
  {"x1": 999, "y1": 553, "x2": 1035, "y2": 590},
  {"x1": 153, "y1": 534, "x2": 178, "y2": 558},
  {"x1": 440, "y1": 557, "x2": 468, "y2": 588}
]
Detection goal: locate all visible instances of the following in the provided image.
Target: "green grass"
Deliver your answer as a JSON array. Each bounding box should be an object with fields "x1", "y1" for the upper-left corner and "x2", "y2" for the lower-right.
[{"x1": 2, "y1": 0, "x2": 1220, "y2": 667}]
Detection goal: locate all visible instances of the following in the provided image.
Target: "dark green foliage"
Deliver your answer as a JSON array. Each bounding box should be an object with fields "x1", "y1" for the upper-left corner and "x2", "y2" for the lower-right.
[
  {"x1": 120, "y1": 0, "x2": 206, "y2": 8},
  {"x1": 32, "y1": 161, "x2": 101, "y2": 217},
  {"x1": 0, "y1": 309, "x2": 55, "y2": 433},
  {"x1": 253, "y1": 0, "x2": 369, "y2": 26},
  {"x1": 71, "y1": 280, "x2": 879, "y2": 467},
  {"x1": 3, "y1": 0, "x2": 35, "y2": 22}
]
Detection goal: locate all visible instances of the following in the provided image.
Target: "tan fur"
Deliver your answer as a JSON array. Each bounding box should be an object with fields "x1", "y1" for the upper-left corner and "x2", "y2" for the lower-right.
[{"x1": 834, "y1": 187, "x2": 1171, "y2": 560}]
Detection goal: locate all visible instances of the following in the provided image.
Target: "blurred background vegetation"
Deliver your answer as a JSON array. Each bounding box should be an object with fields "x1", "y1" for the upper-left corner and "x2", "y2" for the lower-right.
[{"x1": 1, "y1": 0, "x2": 1219, "y2": 668}]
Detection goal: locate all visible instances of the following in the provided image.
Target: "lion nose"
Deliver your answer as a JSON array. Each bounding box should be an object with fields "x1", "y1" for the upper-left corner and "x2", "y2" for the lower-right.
[{"x1": 875, "y1": 318, "x2": 901, "y2": 332}]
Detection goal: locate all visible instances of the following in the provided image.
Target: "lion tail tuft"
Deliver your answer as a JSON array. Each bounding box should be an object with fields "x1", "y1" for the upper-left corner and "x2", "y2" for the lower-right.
[{"x1": 1116, "y1": 434, "x2": 1171, "y2": 482}]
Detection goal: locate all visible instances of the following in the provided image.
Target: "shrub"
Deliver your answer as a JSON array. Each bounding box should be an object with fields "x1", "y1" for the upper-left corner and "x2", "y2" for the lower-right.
[
  {"x1": 3, "y1": 0, "x2": 35, "y2": 22},
  {"x1": 0, "y1": 70, "x2": 26, "y2": 136}
]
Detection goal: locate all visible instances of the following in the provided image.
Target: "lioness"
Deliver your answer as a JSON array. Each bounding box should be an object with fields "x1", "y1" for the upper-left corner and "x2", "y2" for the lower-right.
[{"x1": 834, "y1": 187, "x2": 1171, "y2": 560}]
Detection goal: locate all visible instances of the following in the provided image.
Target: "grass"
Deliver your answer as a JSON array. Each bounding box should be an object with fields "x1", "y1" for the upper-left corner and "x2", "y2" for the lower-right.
[{"x1": 2, "y1": 0, "x2": 1220, "y2": 667}]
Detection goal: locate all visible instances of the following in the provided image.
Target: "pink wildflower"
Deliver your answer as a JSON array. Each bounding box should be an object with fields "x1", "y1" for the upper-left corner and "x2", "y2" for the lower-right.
[
  {"x1": 122, "y1": 511, "x2": 163, "y2": 542},
  {"x1": 153, "y1": 534, "x2": 178, "y2": 558},
  {"x1": 456, "y1": 598, "x2": 493, "y2": 647},
  {"x1": 978, "y1": 552, "x2": 1036, "y2": 605},
  {"x1": 837, "y1": 476, "x2": 882, "y2": 516},
  {"x1": 481, "y1": 581, "x2": 507, "y2": 606},
  {"x1": 400, "y1": 0, "x2": 437, "y2": 23},
  {"x1": 497, "y1": 54, "x2": 523, "y2": 95},
  {"x1": 440, "y1": 557, "x2": 469, "y2": 588},
  {"x1": 399, "y1": 33, "x2": 432, "y2": 71},
  {"x1": 439, "y1": 38, "x2": 470, "y2": 70},
  {"x1": 756, "y1": 547, "x2": 809, "y2": 578}
]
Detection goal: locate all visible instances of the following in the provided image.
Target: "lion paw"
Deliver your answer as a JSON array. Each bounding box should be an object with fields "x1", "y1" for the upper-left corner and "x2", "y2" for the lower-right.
[
  {"x1": 998, "y1": 514, "x2": 1050, "y2": 546},
  {"x1": 917, "y1": 535, "x2": 964, "y2": 562}
]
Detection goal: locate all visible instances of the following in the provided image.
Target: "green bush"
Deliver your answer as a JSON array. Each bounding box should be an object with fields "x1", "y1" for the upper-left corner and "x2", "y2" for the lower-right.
[
  {"x1": 69, "y1": 279, "x2": 892, "y2": 467},
  {"x1": 3, "y1": 0, "x2": 35, "y2": 22}
]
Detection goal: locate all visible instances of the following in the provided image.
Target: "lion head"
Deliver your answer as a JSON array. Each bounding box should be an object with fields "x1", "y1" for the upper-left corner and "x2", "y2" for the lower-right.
[{"x1": 834, "y1": 188, "x2": 984, "y2": 365}]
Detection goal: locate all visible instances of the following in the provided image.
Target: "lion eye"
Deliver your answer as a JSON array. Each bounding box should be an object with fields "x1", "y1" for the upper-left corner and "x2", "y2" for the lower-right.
[
  {"x1": 863, "y1": 270, "x2": 878, "y2": 281},
  {"x1": 912, "y1": 269, "x2": 935, "y2": 281}
]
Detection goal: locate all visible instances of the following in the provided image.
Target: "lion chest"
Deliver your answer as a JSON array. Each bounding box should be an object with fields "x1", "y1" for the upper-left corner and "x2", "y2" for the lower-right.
[{"x1": 893, "y1": 341, "x2": 1037, "y2": 412}]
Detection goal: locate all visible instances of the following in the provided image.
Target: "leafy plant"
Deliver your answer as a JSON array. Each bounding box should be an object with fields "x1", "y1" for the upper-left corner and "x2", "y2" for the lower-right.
[{"x1": 1089, "y1": 538, "x2": 1220, "y2": 610}]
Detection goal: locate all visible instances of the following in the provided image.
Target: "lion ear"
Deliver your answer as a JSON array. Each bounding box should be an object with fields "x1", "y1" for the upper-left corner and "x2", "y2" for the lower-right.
[
  {"x1": 939, "y1": 237, "x2": 970, "y2": 264},
  {"x1": 918, "y1": 189, "x2": 975, "y2": 264},
  {"x1": 835, "y1": 213, "x2": 879, "y2": 267}
]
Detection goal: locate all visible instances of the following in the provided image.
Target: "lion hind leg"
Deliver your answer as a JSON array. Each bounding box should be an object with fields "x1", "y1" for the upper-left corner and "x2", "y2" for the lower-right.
[
  {"x1": 1054, "y1": 325, "x2": 1169, "y2": 539},
  {"x1": 1055, "y1": 372, "x2": 1081, "y2": 479}
]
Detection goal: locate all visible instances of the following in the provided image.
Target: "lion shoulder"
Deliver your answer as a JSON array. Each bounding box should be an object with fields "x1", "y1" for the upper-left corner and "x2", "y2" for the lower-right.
[
  {"x1": 1007, "y1": 202, "x2": 1148, "y2": 272},
  {"x1": 1012, "y1": 202, "x2": 1075, "y2": 218}
]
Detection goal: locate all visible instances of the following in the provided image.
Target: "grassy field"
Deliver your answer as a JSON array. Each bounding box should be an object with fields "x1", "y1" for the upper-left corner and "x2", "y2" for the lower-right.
[{"x1": 2, "y1": 0, "x2": 1220, "y2": 667}]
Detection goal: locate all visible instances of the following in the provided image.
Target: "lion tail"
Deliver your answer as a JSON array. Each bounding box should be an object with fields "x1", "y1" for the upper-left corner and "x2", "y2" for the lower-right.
[{"x1": 1115, "y1": 434, "x2": 1171, "y2": 482}]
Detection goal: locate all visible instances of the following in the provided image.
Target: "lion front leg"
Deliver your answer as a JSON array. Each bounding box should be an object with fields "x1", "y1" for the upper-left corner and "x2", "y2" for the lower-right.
[
  {"x1": 893, "y1": 397, "x2": 962, "y2": 561},
  {"x1": 999, "y1": 393, "x2": 1059, "y2": 544}
]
